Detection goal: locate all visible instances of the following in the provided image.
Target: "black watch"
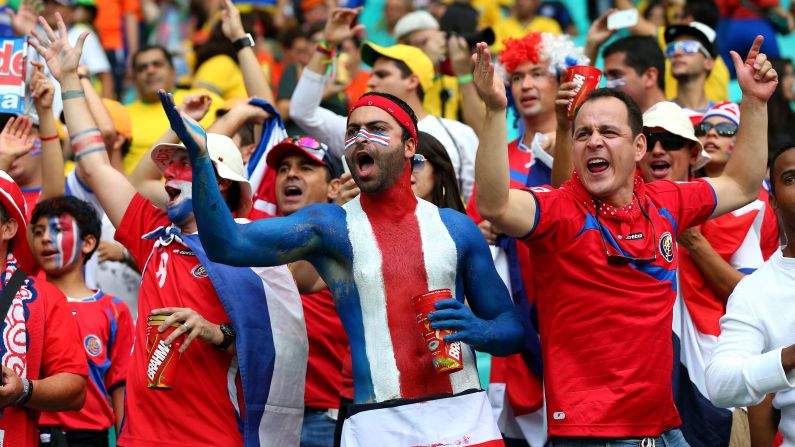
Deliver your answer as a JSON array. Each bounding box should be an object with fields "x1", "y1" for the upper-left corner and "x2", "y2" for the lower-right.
[
  {"x1": 215, "y1": 322, "x2": 236, "y2": 351},
  {"x1": 233, "y1": 33, "x2": 255, "y2": 52}
]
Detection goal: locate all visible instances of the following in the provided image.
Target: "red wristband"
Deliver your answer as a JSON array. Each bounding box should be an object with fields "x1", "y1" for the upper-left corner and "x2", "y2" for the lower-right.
[{"x1": 39, "y1": 135, "x2": 59, "y2": 142}]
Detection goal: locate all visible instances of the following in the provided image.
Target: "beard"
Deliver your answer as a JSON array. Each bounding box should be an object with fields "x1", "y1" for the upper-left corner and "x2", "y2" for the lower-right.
[{"x1": 347, "y1": 142, "x2": 408, "y2": 195}]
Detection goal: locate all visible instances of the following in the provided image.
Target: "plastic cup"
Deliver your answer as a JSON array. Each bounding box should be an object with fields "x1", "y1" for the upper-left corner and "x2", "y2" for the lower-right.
[
  {"x1": 145, "y1": 315, "x2": 185, "y2": 390},
  {"x1": 565, "y1": 65, "x2": 603, "y2": 120},
  {"x1": 412, "y1": 289, "x2": 464, "y2": 374}
]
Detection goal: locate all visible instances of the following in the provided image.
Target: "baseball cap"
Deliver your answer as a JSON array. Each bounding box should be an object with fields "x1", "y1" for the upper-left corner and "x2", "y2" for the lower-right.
[
  {"x1": 701, "y1": 101, "x2": 740, "y2": 126},
  {"x1": 266, "y1": 136, "x2": 342, "y2": 179},
  {"x1": 394, "y1": 11, "x2": 440, "y2": 41},
  {"x1": 0, "y1": 171, "x2": 35, "y2": 272},
  {"x1": 101, "y1": 98, "x2": 132, "y2": 140},
  {"x1": 360, "y1": 42, "x2": 434, "y2": 92},
  {"x1": 664, "y1": 21, "x2": 717, "y2": 58},
  {"x1": 643, "y1": 101, "x2": 711, "y2": 170},
  {"x1": 151, "y1": 133, "x2": 253, "y2": 216}
]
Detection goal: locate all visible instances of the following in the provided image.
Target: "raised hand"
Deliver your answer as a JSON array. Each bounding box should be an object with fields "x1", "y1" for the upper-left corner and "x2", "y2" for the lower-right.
[
  {"x1": 30, "y1": 61, "x2": 55, "y2": 110},
  {"x1": 0, "y1": 116, "x2": 35, "y2": 167},
  {"x1": 585, "y1": 9, "x2": 617, "y2": 51},
  {"x1": 324, "y1": 7, "x2": 365, "y2": 46},
  {"x1": 8, "y1": 0, "x2": 40, "y2": 37},
  {"x1": 731, "y1": 35, "x2": 778, "y2": 103},
  {"x1": 555, "y1": 78, "x2": 578, "y2": 127},
  {"x1": 220, "y1": 0, "x2": 246, "y2": 41},
  {"x1": 177, "y1": 93, "x2": 212, "y2": 122},
  {"x1": 471, "y1": 42, "x2": 507, "y2": 111},
  {"x1": 158, "y1": 90, "x2": 208, "y2": 159},
  {"x1": 448, "y1": 35, "x2": 472, "y2": 77},
  {"x1": 29, "y1": 12, "x2": 88, "y2": 82}
]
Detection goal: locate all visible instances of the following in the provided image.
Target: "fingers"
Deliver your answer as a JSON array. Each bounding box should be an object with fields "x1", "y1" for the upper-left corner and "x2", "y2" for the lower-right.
[
  {"x1": 428, "y1": 308, "x2": 467, "y2": 322},
  {"x1": 74, "y1": 31, "x2": 89, "y2": 54},
  {"x1": 55, "y1": 11, "x2": 69, "y2": 40},
  {"x1": 179, "y1": 329, "x2": 200, "y2": 354},
  {"x1": 729, "y1": 50, "x2": 744, "y2": 76},
  {"x1": 28, "y1": 29, "x2": 46, "y2": 56},
  {"x1": 38, "y1": 16, "x2": 57, "y2": 42},
  {"x1": 1, "y1": 116, "x2": 15, "y2": 134},
  {"x1": 745, "y1": 35, "x2": 764, "y2": 65},
  {"x1": 432, "y1": 298, "x2": 463, "y2": 310}
]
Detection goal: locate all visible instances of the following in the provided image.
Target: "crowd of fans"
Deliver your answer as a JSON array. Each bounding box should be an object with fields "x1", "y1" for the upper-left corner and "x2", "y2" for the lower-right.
[{"x1": 0, "y1": 0, "x2": 793, "y2": 446}]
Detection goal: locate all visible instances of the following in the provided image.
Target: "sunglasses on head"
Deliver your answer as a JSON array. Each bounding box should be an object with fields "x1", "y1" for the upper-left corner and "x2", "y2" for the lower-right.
[
  {"x1": 665, "y1": 40, "x2": 711, "y2": 58},
  {"x1": 595, "y1": 197, "x2": 657, "y2": 266},
  {"x1": 694, "y1": 121, "x2": 737, "y2": 137},
  {"x1": 286, "y1": 135, "x2": 329, "y2": 159},
  {"x1": 644, "y1": 132, "x2": 690, "y2": 151}
]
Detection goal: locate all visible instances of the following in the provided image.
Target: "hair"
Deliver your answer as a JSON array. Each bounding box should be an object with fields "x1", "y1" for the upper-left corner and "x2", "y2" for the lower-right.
[
  {"x1": 573, "y1": 88, "x2": 644, "y2": 137},
  {"x1": 31, "y1": 196, "x2": 102, "y2": 264},
  {"x1": 132, "y1": 45, "x2": 174, "y2": 70},
  {"x1": 390, "y1": 58, "x2": 425, "y2": 102},
  {"x1": 195, "y1": 20, "x2": 243, "y2": 71},
  {"x1": 499, "y1": 32, "x2": 544, "y2": 75},
  {"x1": 0, "y1": 202, "x2": 9, "y2": 223},
  {"x1": 225, "y1": 181, "x2": 242, "y2": 214},
  {"x1": 769, "y1": 142, "x2": 795, "y2": 196},
  {"x1": 683, "y1": 0, "x2": 719, "y2": 30},
  {"x1": 603, "y1": 36, "x2": 666, "y2": 91},
  {"x1": 279, "y1": 26, "x2": 310, "y2": 50},
  {"x1": 358, "y1": 91, "x2": 419, "y2": 143},
  {"x1": 767, "y1": 58, "x2": 795, "y2": 158},
  {"x1": 415, "y1": 132, "x2": 466, "y2": 212}
]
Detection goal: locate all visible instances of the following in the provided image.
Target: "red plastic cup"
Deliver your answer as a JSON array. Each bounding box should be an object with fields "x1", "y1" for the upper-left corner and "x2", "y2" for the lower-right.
[
  {"x1": 412, "y1": 289, "x2": 464, "y2": 374},
  {"x1": 565, "y1": 65, "x2": 603, "y2": 120},
  {"x1": 145, "y1": 315, "x2": 185, "y2": 389}
]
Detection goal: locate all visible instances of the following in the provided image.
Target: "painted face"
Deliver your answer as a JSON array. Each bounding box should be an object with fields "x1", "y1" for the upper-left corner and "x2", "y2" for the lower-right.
[
  {"x1": 345, "y1": 106, "x2": 410, "y2": 194},
  {"x1": 162, "y1": 150, "x2": 194, "y2": 224},
  {"x1": 603, "y1": 52, "x2": 646, "y2": 107},
  {"x1": 275, "y1": 154, "x2": 335, "y2": 216},
  {"x1": 697, "y1": 116, "x2": 736, "y2": 169},
  {"x1": 638, "y1": 129, "x2": 697, "y2": 182},
  {"x1": 509, "y1": 61, "x2": 558, "y2": 119},
  {"x1": 30, "y1": 213, "x2": 82, "y2": 273}
]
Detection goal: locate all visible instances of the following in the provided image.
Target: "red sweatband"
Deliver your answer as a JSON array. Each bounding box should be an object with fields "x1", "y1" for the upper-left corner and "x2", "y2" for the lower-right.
[
  {"x1": 39, "y1": 134, "x2": 59, "y2": 142},
  {"x1": 349, "y1": 95, "x2": 418, "y2": 143}
]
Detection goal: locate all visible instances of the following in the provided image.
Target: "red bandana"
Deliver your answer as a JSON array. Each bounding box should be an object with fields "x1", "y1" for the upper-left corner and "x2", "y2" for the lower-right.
[
  {"x1": 349, "y1": 95, "x2": 418, "y2": 143},
  {"x1": 567, "y1": 171, "x2": 649, "y2": 223}
]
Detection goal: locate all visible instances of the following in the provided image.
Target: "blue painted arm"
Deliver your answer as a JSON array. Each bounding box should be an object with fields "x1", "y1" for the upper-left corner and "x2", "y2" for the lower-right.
[{"x1": 428, "y1": 210, "x2": 525, "y2": 357}]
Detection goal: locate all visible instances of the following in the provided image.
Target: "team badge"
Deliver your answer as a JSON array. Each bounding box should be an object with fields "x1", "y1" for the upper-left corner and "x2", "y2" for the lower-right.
[
  {"x1": 191, "y1": 264, "x2": 208, "y2": 278},
  {"x1": 659, "y1": 232, "x2": 674, "y2": 263},
  {"x1": 84, "y1": 335, "x2": 102, "y2": 357}
]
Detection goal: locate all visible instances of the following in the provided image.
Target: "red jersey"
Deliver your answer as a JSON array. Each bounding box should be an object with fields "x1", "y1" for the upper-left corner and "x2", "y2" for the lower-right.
[
  {"x1": 39, "y1": 291, "x2": 134, "y2": 432},
  {"x1": 115, "y1": 195, "x2": 242, "y2": 447},
  {"x1": 302, "y1": 289, "x2": 349, "y2": 409},
  {"x1": 0, "y1": 279, "x2": 87, "y2": 447},
  {"x1": 21, "y1": 188, "x2": 42, "y2": 221},
  {"x1": 524, "y1": 178, "x2": 717, "y2": 437}
]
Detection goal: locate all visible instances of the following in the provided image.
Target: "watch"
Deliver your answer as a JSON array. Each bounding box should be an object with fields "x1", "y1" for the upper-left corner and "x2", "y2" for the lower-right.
[
  {"x1": 215, "y1": 323, "x2": 236, "y2": 351},
  {"x1": 233, "y1": 33, "x2": 255, "y2": 52},
  {"x1": 13, "y1": 378, "x2": 33, "y2": 407}
]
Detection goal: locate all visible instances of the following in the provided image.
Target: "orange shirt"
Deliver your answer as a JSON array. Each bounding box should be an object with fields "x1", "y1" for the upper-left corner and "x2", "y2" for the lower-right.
[
  {"x1": 345, "y1": 70, "x2": 370, "y2": 103},
  {"x1": 95, "y1": 0, "x2": 140, "y2": 51}
]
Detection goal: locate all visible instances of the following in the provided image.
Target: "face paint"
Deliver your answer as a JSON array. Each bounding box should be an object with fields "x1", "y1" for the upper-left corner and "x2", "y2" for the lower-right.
[
  {"x1": 605, "y1": 77, "x2": 626, "y2": 89},
  {"x1": 164, "y1": 151, "x2": 195, "y2": 225},
  {"x1": 344, "y1": 128, "x2": 392, "y2": 152},
  {"x1": 30, "y1": 140, "x2": 42, "y2": 157},
  {"x1": 48, "y1": 214, "x2": 81, "y2": 269}
]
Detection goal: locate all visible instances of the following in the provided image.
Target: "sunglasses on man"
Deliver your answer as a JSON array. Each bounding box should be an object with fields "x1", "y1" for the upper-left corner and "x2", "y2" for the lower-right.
[
  {"x1": 595, "y1": 197, "x2": 658, "y2": 266},
  {"x1": 644, "y1": 132, "x2": 690, "y2": 151},
  {"x1": 665, "y1": 40, "x2": 711, "y2": 59},
  {"x1": 694, "y1": 121, "x2": 738, "y2": 138}
]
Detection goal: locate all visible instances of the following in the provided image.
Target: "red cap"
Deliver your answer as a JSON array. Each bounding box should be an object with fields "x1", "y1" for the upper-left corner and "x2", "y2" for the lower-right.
[{"x1": 0, "y1": 171, "x2": 34, "y2": 272}]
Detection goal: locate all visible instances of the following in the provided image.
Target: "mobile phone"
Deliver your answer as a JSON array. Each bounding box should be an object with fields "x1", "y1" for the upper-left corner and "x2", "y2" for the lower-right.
[{"x1": 607, "y1": 9, "x2": 639, "y2": 30}]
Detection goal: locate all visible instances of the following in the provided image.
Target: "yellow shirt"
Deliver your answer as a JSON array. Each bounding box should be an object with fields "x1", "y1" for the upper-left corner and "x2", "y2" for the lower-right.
[
  {"x1": 192, "y1": 55, "x2": 248, "y2": 101},
  {"x1": 124, "y1": 88, "x2": 223, "y2": 174},
  {"x1": 493, "y1": 16, "x2": 562, "y2": 52},
  {"x1": 657, "y1": 28, "x2": 729, "y2": 103},
  {"x1": 424, "y1": 75, "x2": 461, "y2": 121},
  {"x1": 472, "y1": 0, "x2": 503, "y2": 29}
]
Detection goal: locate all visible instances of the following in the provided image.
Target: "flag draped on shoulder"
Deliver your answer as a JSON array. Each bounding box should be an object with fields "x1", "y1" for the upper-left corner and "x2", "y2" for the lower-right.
[{"x1": 246, "y1": 99, "x2": 288, "y2": 219}]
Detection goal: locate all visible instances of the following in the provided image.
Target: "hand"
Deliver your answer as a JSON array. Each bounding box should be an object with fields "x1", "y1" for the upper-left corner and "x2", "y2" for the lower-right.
[
  {"x1": 29, "y1": 13, "x2": 89, "y2": 82},
  {"x1": 177, "y1": 93, "x2": 212, "y2": 122},
  {"x1": 8, "y1": 0, "x2": 40, "y2": 37},
  {"x1": 150, "y1": 308, "x2": 224, "y2": 354},
  {"x1": 220, "y1": 0, "x2": 246, "y2": 42},
  {"x1": 0, "y1": 365, "x2": 24, "y2": 408},
  {"x1": 230, "y1": 102, "x2": 271, "y2": 124},
  {"x1": 585, "y1": 9, "x2": 617, "y2": 53},
  {"x1": 76, "y1": 64, "x2": 90, "y2": 79},
  {"x1": 555, "y1": 78, "x2": 578, "y2": 128},
  {"x1": 159, "y1": 90, "x2": 208, "y2": 158},
  {"x1": 324, "y1": 7, "x2": 365, "y2": 46},
  {"x1": 427, "y1": 299, "x2": 494, "y2": 348},
  {"x1": 448, "y1": 35, "x2": 472, "y2": 77},
  {"x1": 732, "y1": 35, "x2": 778, "y2": 103},
  {"x1": 0, "y1": 116, "x2": 35, "y2": 165},
  {"x1": 676, "y1": 227, "x2": 706, "y2": 251},
  {"x1": 471, "y1": 42, "x2": 507, "y2": 111},
  {"x1": 30, "y1": 61, "x2": 55, "y2": 110},
  {"x1": 97, "y1": 240, "x2": 126, "y2": 263},
  {"x1": 323, "y1": 79, "x2": 347, "y2": 98},
  {"x1": 477, "y1": 219, "x2": 500, "y2": 245},
  {"x1": 335, "y1": 172, "x2": 360, "y2": 206},
  {"x1": 420, "y1": 30, "x2": 447, "y2": 65}
]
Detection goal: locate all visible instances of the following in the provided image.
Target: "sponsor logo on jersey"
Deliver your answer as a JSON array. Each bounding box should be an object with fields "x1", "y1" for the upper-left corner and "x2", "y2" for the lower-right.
[
  {"x1": 553, "y1": 411, "x2": 566, "y2": 420},
  {"x1": 84, "y1": 334, "x2": 102, "y2": 357},
  {"x1": 173, "y1": 249, "x2": 195, "y2": 256},
  {"x1": 191, "y1": 264, "x2": 208, "y2": 278},
  {"x1": 625, "y1": 232, "x2": 644, "y2": 240},
  {"x1": 659, "y1": 232, "x2": 674, "y2": 262}
]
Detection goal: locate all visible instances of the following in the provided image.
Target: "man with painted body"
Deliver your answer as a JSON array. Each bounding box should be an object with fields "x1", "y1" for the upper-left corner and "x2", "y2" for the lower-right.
[{"x1": 162, "y1": 88, "x2": 524, "y2": 445}]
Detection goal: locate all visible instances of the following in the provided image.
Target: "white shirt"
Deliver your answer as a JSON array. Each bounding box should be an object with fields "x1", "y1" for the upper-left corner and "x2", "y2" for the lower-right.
[{"x1": 705, "y1": 248, "x2": 795, "y2": 445}]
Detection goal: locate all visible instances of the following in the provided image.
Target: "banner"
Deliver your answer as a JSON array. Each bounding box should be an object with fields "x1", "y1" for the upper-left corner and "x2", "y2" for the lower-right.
[{"x1": 0, "y1": 37, "x2": 26, "y2": 115}]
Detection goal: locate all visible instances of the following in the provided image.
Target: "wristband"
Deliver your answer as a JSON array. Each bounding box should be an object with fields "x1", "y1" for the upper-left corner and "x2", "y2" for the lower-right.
[
  {"x1": 78, "y1": 74, "x2": 90, "y2": 80},
  {"x1": 13, "y1": 378, "x2": 33, "y2": 407},
  {"x1": 457, "y1": 73, "x2": 473, "y2": 84},
  {"x1": 39, "y1": 134, "x2": 59, "y2": 142},
  {"x1": 316, "y1": 39, "x2": 333, "y2": 56},
  {"x1": 70, "y1": 128, "x2": 106, "y2": 161},
  {"x1": 61, "y1": 89, "x2": 85, "y2": 100}
]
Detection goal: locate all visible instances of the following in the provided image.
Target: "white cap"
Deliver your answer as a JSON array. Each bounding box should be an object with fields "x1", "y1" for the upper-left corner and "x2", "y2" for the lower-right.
[
  {"x1": 643, "y1": 101, "x2": 711, "y2": 170},
  {"x1": 394, "y1": 11, "x2": 439, "y2": 41}
]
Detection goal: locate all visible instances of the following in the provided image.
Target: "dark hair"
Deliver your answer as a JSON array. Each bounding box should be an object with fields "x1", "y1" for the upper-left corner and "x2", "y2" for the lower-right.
[
  {"x1": 0, "y1": 202, "x2": 8, "y2": 223},
  {"x1": 573, "y1": 88, "x2": 644, "y2": 137},
  {"x1": 31, "y1": 196, "x2": 102, "y2": 264},
  {"x1": 195, "y1": 24, "x2": 238, "y2": 72},
  {"x1": 767, "y1": 58, "x2": 795, "y2": 157},
  {"x1": 132, "y1": 45, "x2": 174, "y2": 70},
  {"x1": 359, "y1": 91, "x2": 419, "y2": 143},
  {"x1": 416, "y1": 132, "x2": 466, "y2": 212},
  {"x1": 279, "y1": 26, "x2": 310, "y2": 50},
  {"x1": 683, "y1": 0, "x2": 719, "y2": 30},
  {"x1": 603, "y1": 35, "x2": 666, "y2": 91},
  {"x1": 769, "y1": 142, "x2": 795, "y2": 196},
  {"x1": 391, "y1": 59, "x2": 425, "y2": 102}
]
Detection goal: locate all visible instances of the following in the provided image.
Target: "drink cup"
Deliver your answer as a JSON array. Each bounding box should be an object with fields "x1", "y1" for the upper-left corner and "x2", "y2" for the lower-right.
[
  {"x1": 412, "y1": 289, "x2": 464, "y2": 374},
  {"x1": 145, "y1": 315, "x2": 185, "y2": 389},
  {"x1": 565, "y1": 65, "x2": 603, "y2": 120}
]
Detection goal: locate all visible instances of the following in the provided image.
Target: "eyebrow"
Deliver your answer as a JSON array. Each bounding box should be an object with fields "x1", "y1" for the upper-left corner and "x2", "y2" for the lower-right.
[
  {"x1": 347, "y1": 120, "x2": 391, "y2": 129},
  {"x1": 779, "y1": 168, "x2": 795, "y2": 179}
]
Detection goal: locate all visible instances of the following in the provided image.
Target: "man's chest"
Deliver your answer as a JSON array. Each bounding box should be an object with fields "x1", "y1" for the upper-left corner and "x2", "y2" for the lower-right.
[{"x1": 140, "y1": 245, "x2": 222, "y2": 313}]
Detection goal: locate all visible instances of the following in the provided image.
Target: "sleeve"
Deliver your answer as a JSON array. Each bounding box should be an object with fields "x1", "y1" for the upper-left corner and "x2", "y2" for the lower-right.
[
  {"x1": 105, "y1": 297, "x2": 134, "y2": 392},
  {"x1": 78, "y1": 31, "x2": 111, "y2": 74},
  {"x1": 761, "y1": 200, "x2": 781, "y2": 260},
  {"x1": 277, "y1": 64, "x2": 299, "y2": 101},
  {"x1": 123, "y1": 0, "x2": 140, "y2": 15},
  {"x1": 465, "y1": 183, "x2": 485, "y2": 223},
  {"x1": 193, "y1": 56, "x2": 232, "y2": 98},
  {"x1": 287, "y1": 68, "x2": 348, "y2": 157},
  {"x1": 114, "y1": 193, "x2": 164, "y2": 266},
  {"x1": 41, "y1": 286, "x2": 88, "y2": 378},
  {"x1": 705, "y1": 278, "x2": 795, "y2": 408},
  {"x1": 650, "y1": 179, "x2": 717, "y2": 235},
  {"x1": 521, "y1": 186, "x2": 581, "y2": 251}
]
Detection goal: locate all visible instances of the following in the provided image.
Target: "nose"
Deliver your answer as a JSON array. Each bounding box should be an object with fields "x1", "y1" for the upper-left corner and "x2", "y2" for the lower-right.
[
  {"x1": 651, "y1": 140, "x2": 666, "y2": 154},
  {"x1": 521, "y1": 74, "x2": 536, "y2": 90},
  {"x1": 163, "y1": 162, "x2": 178, "y2": 180}
]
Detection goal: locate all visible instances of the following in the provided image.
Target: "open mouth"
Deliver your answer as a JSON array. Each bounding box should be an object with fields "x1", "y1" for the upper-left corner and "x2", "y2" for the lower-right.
[
  {"x1": 649, "y1": 160, "x2": 671, "y2": 177},
  {"x1": 355, "y1": 151, "x2": 376, "y2": 177},
  {"x1": 520, "y1": 95, "x2": 538, "y2": 107},
  {"x1": 587, "y1": 157, "x2": 610, "y2": 174},
  {"x1": 703, "y1": 143, "x2": 719, "y2": 152},
  {"x1": 165, "y1": 185, "x2": 181, "y2": 205},
  {"x1": 283, "y1": 185, "x2": 303, "y2": 198}
]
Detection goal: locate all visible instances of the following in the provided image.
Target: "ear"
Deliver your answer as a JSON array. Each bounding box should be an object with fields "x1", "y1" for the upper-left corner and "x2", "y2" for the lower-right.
[
  {"x1": 407, "y1": 74, "x2": 420, "y2": 95},
  {"x1": 633, "y1": 132, "x2": 648, "y2": 163},
  {"x1": 217, "y1": 177, "x2": 233, "y2": 193},
  {"x1": 1, "y1": 218, "x2": 19, "y2": 243},
  {"x1": 327, "y1": 178, "x2": 342, "y2": 201},
  {"x1": 769, "y1": 189, "x2": 779, "y2": 211},
  {"x1": 688, "y1": 144, "x2": 700, "y2": 166},
  {"x1": 643, "y1": 67, "x2": 660, "y2": 90},
  {"x1": 82, "y1": 234, "x2": 98, "y2": 256},
  {"x1": 404, "y1": 135, "x2": 417, "y2": 160},
  {"x1": 704, "y1": 57, "x2": 716, "y2": 72}
]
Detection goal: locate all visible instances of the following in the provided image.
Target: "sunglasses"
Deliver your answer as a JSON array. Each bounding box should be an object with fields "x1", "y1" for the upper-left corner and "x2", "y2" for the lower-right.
[
  {"x1": 286, "y1": 135, "x2": 329, "y2": 160},
  {"x1": 595, "y1": 197, "x2": 657, "y2": 266},
  {"x1": 665, "y1": 40, "x2": 711, "y2": 58},
  {"x1": 694, "y1": 121, "x2": 737, "y2": 137},
  {"x1": 412, "y1": 154, "x2": 427, "y2": 173},
  {"x1": 645, "y1": 132, "x2": 690, "y2": 151}
]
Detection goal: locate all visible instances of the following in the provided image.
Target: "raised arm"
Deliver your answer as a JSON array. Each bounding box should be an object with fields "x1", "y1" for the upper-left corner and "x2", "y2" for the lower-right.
[
  {"x1": 583, "y1": 9, "x2": 617, "y2": 67},
  {"x1": 76, "y1": 64, "x2": 120, "y2": 171},
  {"x1": 550, "y1": 77, "x2": 576, "y2": 187},
  {"x1": 472, "y1": 43, "x2": 537, "y2": 238},
  {"x1": 448, "y1": 35, "x2": 485, "y2": 134},
  {"x1": 219, "y1": 0, "x2": 273, "y2": 102},
  {"x1": 708, "y1": 36, "x2": 778, "y2": 218},
  {"x1": 0, "y1": 116, "x2": 35, "y2": 172},
  {"x1": 30, "y1": 13, "x2": 135, "y2": 229},
  {"x1": 30, "y1": 61, "x2": 65, "y2": 200}
]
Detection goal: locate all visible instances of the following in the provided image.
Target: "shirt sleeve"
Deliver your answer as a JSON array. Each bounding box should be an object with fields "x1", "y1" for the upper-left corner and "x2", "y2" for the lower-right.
[
  {"x1": 521, "y1": 186, "x2": 581, "y2": 251},
  {"x1": 287, "y1": 68, "x2": 347, "y2": 157},
  {"x1": 115, "y1": 193, "x2": 166, "y2": 266},
  {"x1": 648, "y1": 179, "x2": 717, "y2": 236},
  {"x1": 41, "y1": 284, "x2": 89, "y2": 378},
  {"x1": 105, "y1": 296, "x2": 134, "y2": 392}
]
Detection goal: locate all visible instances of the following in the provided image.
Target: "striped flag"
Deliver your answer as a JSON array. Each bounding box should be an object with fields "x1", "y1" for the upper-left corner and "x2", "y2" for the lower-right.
[{"x1": 246, "y1": 99, "x2": 288, "y2": 219}]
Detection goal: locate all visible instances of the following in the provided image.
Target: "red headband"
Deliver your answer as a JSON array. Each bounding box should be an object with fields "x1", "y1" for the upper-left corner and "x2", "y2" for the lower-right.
[{"x1": 349, "y1": 95, "x2": 418, "y2": 144}]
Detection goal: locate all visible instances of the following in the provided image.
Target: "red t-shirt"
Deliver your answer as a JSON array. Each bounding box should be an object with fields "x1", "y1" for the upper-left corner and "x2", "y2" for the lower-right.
[
  {"x1": 0, "y1": 280, "x2": 88, "y2": 447},
  {"x1": 524, "y1": 178, "x2": 717, "y2": 437},
  {"x1": 21, "y1": 188, "x2": 42, "y2": 221},
  {"x1": 39, "y1": 291, "x2": 134, "y2": 431},
  {"x1": 302, "y1": 289, "x2": 349, "y2": 409},
  {"x1": 115, "y1": 194, "x2": 242, "y2": 447}
]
